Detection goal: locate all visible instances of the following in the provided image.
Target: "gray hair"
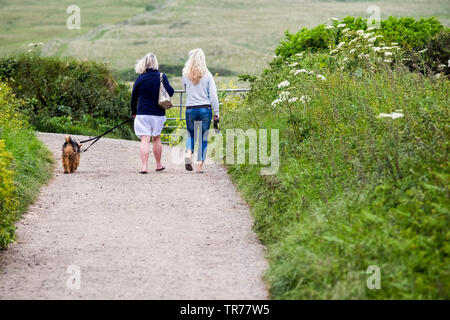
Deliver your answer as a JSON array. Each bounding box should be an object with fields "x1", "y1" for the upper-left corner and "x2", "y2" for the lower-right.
[{"x1": 135, "y1": 53, "x2": 159, "y2": 74}]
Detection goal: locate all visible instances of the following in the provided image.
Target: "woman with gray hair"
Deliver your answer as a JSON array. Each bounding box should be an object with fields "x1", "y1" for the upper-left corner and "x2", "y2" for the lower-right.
[{"x1": 131, "y1": 52, "x2": 174, "y2": 174}]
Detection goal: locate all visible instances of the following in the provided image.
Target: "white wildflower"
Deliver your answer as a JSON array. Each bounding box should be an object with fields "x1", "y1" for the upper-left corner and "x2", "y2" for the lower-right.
[
  {"x1": 307, "y1": 70, "x2": 315, "y2": 75},
  {"x1": 384, "y1": 52, "x2": 393, "y2": 57},
  {"x1": 337, "y1": 24, "x2": 346, "y2": 28},
  {"x1": 418, "y1": 48, "x2": 428, "y2": 54},
  {"x1": 381, "y1": 46, "x2": 392, "y2": 50},
  {"x1": 325, "y1": 25, "x2": 335, "y2": 30},
  {"x1": 271, "y1": 98, "x2": 282, "y2": 107},
  {"x1": 337, "y1": 42, "x2": 346, "y2": 49},
  {"x1": 391, "y1": 42, "x2": 398, "y2": 45},
  {"x1": 317, "y1": 74, "x2": 326, "y2": 81},
  {"x1": 279, "y1": 91, "x2": 291, "y2": 100},
  {"x1": 28, "y1": 43, "x2": 34, "y2": 47},
  {"x1": 368, "y1": 37, "x2": 377, "y2": 43},
  {"x1": 295, "y1": 52, "x2": 304, "y2": 57},
  {"x1": 372, "y1": 47, "x2": 381, "y2": 52},
  {"x1": 435, "y1": 73, "x2": 442, "y2": 79},
  {"x1": 350, "y1": 49, "x2": 356, "y2": 54},
  {"x1": 288, "y1": 97, "x2": 299, "y2": 103},
  {"x1": 330, "y1": 49, "x2": 339, "y2": 55},
  {"x1": 289, "y1": 62, "x2": 299, "y2": 67},
  {"x1": 342, "y1": 57, "x2": 349, "y2": 63},
  {"x1": 367, "y1": 27, "x2": 377, "y2": 31},
  {"x1": 300, "y1": 95, "x2": 311, "y2": 104},
  {"x1": 378, "y1": 112, "x2": 404, "y2": 119},
  {"x1": 294, "y1": 69, "x2": 308, "y2": 75},
  {"x1": 38, "y1": 42, "x2": 43, "y2": 46},
  {"x1": 343, "y1": 28, "x2": 350, "y2": 33},
  {"x1": 278, "y1": 80, "x2": 290, "y2": 88},
  {"x1": 332, "y1": 17, "x2": 339, "y2": 21},
  {"x1": 384, "y1": 59, "x2": 392, "y2": 63},
  {"x1": 350, "y1": 38, "x2": 358, "y2": 44},
  {"x1": 356, "y1": 30, "x2": 365, "y2": 36}
]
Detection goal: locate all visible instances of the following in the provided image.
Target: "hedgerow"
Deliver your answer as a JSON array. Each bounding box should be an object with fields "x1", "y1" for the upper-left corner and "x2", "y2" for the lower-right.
[
  {"x1": 0, "y1": 54, "x2": 134, "y2": 139},
  {"x1": 275, "y1": 16, "x2": 447, "y2": 78},
  {"x1": 0, "y1": 82, "x2": 53, "y2": 249},
  {"x1": 226, "y1": 17, "x2": 449, "y2": 299}
]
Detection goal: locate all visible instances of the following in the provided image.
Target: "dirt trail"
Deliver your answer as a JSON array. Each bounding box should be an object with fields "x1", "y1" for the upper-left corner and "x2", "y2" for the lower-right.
[{"x1": 0, "y1": 133, "x2": 267, "y2": 299}]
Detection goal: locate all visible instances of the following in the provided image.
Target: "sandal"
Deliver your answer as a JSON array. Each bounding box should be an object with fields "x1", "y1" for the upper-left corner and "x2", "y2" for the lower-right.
[
  {"x1": 155, "y1": 166, "x2": 165, "y2": 172},
  {"x1": 185, "y1": 157, "x2": 193, "y2": 171},
  {"x1": 139, "y1": 171, "x2": 148, "y2": 174}
]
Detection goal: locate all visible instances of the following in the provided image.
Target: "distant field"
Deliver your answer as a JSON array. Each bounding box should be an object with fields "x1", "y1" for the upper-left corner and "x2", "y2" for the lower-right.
[{"x1": 1, "y1": 0, "x2": 449, "y2": 85}]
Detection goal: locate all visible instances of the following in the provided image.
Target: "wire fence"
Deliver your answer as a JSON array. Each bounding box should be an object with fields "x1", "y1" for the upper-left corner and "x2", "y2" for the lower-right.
[{"x1": 162, "y1": 88, "x2": 250, "y2": 142}]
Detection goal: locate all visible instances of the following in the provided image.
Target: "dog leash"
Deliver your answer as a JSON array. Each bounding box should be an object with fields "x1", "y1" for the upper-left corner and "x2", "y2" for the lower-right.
[{"x1": 79, "y1": 117, "x2": 133, "y2": 153}]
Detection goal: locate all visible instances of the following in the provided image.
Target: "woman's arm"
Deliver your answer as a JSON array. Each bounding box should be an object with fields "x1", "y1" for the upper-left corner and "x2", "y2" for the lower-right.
[
  {"x1": 208, "y1": 73, "x2": 220, "y2": 117},
  {"x1": 130, "y1": 78, "x2": 140, "y2": 116},
  {"x1": 162, "y1": 73, "x2": 175, "y2": 97}
]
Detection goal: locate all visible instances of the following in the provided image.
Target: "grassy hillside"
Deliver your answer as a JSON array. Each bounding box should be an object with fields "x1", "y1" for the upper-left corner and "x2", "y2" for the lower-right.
[{"x1": 1, "y1": 0, "x2": 449, "y2": 86}]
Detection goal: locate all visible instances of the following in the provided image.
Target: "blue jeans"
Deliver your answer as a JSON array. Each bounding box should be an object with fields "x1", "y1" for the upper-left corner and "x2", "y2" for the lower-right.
[{"x1": 185, "y1": 107, "x2": 212, "y2": 161}]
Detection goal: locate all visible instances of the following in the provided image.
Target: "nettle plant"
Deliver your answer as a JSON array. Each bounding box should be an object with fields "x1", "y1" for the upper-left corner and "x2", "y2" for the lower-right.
[{"x1": 327, "y1": 26, "x2": 403, "y2": 70}]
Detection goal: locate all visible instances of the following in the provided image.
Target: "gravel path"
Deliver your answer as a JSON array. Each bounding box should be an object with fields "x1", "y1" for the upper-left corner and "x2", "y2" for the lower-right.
[{"x1": 0, "y1": 132, "x2": 267, "y2": 299}]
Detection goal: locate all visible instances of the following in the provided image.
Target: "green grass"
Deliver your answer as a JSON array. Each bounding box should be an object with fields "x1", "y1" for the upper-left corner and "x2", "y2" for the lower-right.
[{"x1": 220, "y1": 47, "x2": 449, "y2": 298}]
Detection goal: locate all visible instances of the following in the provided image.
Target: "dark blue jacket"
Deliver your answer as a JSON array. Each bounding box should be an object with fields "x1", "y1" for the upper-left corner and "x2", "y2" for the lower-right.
[{"x1": 130, "y1": 69, "x2": 175, "y2": 116}]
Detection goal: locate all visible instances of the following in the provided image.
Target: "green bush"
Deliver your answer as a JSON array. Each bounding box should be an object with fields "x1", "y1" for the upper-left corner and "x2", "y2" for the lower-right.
[
  {"x1": 276, "y1": 16, "x2": 445, "y2": 60},
  {"x1": 0, "y1": 82, "x2": 53, "y2": 249},
  {"x1": 405, "y1": 31, "x2": 450, "y2": 77},
  {"x1": 0, "y1": 54, "x2": 134, "y2": 139},
  {"x1": 223, "y1": 38, "x2": 449, "y2": 298},
  {"x1": 0, "y1": 139, "x2": 17, "y2": 249}
]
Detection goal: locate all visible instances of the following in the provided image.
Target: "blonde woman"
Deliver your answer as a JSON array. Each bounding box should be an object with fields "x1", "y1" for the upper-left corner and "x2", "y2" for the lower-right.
[
  {"x1": 131, "y1": 52, "x2": 174, "y2": 174},
  {"x1": 182, "y1": 48, "x2": 219, "y2": 173}
]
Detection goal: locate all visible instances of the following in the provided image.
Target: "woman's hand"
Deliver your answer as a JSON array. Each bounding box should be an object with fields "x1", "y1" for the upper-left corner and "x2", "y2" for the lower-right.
[{"x1": 214, "y1": 115, "x2": 219, "y2": 121}]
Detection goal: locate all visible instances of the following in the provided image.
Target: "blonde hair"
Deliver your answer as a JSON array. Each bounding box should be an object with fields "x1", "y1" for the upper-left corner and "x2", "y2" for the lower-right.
[
  {"x1": 183, "y1": 48, "x2": 208, "y2": 85},
  {"x1": 135, "y1": 53, "x2": 159, "y2": 74}
]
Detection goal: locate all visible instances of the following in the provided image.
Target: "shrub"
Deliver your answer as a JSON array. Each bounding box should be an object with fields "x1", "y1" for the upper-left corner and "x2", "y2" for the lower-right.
[
  {"x1": 0, "y1": 140, "x2": 17, "y2": 249},
  {"x1": 0, "y1": 54, "x2": 134, "y2": 139},
  {"x1": 276, "y1": 16, "x2": 445, "y2": 60},
  {"x1": 0, "y1": 82, "x2": 53, "y2": 249}
]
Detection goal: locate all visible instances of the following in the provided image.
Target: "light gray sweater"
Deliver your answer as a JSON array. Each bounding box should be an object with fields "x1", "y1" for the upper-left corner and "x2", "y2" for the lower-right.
[{"x1": 183, "y1": 71, "x2": 220, "y2": 116}]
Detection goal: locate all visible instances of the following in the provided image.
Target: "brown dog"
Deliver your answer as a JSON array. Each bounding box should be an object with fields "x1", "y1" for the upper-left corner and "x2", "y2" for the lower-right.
[{"x1": 62, "y1": 136, "x2": 82, "y2": 174}]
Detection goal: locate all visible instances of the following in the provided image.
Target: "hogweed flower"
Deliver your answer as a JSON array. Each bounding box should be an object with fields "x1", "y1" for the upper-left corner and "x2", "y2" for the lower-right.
[
  {"x1": 294, "y1": 69, "x2": 308, "y2": 75},
  {"x1": 325, "y1": 25, "x2": 335, "y2": 30},
  {"x1": 300, "y1": 95, "x2": 311, "y2": 104},
  {"x1": 289, "y1": 62, "x2": 299, "y2": 67},
  {"x1": 278, "y1": 80, "x2": 290, "y2": 88},
  {"x1": 271, "y1": 98, "x2": 282, "y2": 107},
  {"x1": 288, "y1": 97, "x2": 299, "y2": 103},
  {"x1": 317, "y1": 74, "x2": 326, "y2": 81},
  {"x1": 378, "y1": 112, "x2": 404, "y2": 119}
]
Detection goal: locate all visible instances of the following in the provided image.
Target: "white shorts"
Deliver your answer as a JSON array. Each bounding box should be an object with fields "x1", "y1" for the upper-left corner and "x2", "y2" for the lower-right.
[{"x1": 134, "y1": 115, "x2": 166, "y2": 138}]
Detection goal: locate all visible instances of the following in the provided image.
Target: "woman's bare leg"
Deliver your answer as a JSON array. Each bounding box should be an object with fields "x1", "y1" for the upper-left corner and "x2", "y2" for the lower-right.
[
  {"x1": 197, "y1": 160, "x2": 204, "y2": 173},
  {"x1": 140, "y1": 135, "x2": 151, "y2": 172},
  {"x1": 152, "y1": 135, "x2": 164, "y2": 170}
]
